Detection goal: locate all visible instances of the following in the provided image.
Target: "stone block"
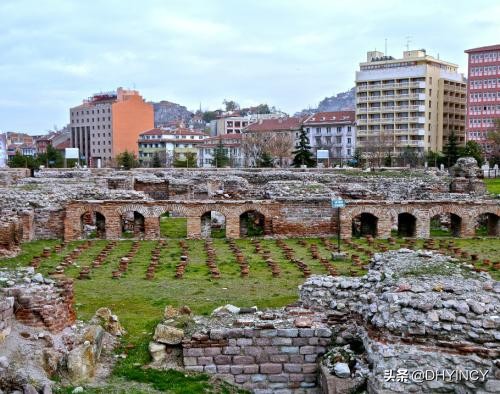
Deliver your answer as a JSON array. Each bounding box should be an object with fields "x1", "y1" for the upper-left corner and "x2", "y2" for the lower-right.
[
  {"x1": 214, "y1": 355, "x2": 232, "y2": 364},
  {"x1": 300, "y1": 346, "x2": 316, "y2": 355},
  {"x1": 277, "y1": 328, "x2": 299, "y2": 337},
  {"x1": 243, "y1": 364, "x2": 259, "y2": 374},
  {"x1": 281, "y1": 346, "x2": 299, "y2": 354},
  {"x1": 204, "y1": 365, "x2": 217, "y2": 373},
  {"x1": 222, "y1": 346, "x2": 240, "y2": 355},
  {"x1": 299, "y1": 328, "x2": 315, "y2": 337},
  {"x1": 260, "y1": 363, "x2": 283, "y2": 374},
  {"x1": 269, "y1": 374, "x2": 289, "y2": 383},
  {"x1": 204, "y1": 347, "x2": 221, "y2": 356},
  {"x1": 197, "y1": 356, "x2": 214, "y2": 366},
  {"x1": 233, "y1": 355, "x2": 255, "y2": 365},
  {"x1": 271, "y1": 337, "x2": 293, "y2": 346},
  {"x1": 284, "y1": 363, "x2": 302, "y2": 373}
]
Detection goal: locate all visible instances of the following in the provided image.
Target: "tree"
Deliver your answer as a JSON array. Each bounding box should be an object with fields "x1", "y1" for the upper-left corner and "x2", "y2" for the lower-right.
[
  {"x1": 9, "y1": 151, "x2": 32, "y2": 168},
  {"x1": 352, "y1": 148, "x2": 363, "y2": 168},
  {"x1": 399, "y1": 146, "x2": 420, "y2": 168},
  {"x1": 212, "y1": 140, "x2": 230, "y2": 168},
  {"x1": 37, "y1": 145, "x2": 63, "y2": 168},
  {"x1": 292, "y1": 129, "x2": 315, "y2": 167},
  {"x1": 202, "y1": 111, "x2": 218, "y2": 123},
  {"x1": 443, "y1": 131, "x2": 460, "y2": 167},
  {"x1": 459, "y1": 141, "x2": 484, "y2": 166},
  {"x1": 425, "y1": 150, "x2": 444, "y2": 168},
  {"x1": 173, "y1": 152, "x2": 198, "y2": 168},
  {"x1": 151, "y1": 152, "x2": 162, "y2": 168},
  {"x1": 116, "y1": 150, "x2": 138, "y2": 170},
  {"x1": 255, "y1": 104, "x2": 271, "y2": 114},
  {"x1": 223, "y1": 99, "x2": 239, "y2": 112},
  {"x1": 257, "y1": 151, "x2": 274, "y2": 167}
]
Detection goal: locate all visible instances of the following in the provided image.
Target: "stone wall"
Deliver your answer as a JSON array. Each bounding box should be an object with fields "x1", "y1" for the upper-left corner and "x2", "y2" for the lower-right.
[
  {"x1": 62, "y1": 199, "x2": 500, "y2": 241},
  {"x1": 300, "y1": 250, "x2": 500, "y2": 393},
  {"x1": 33, "y1": 208, "x2": 66, "y2": 239},
  {"x1": 1, "y1": 271, "x2": 76, "y2": 332},
  {"x1": 0, "y1": 214, "x2": 22, "y2": 257},
  {"x1": 0, "y1": 295, "x2": 14, "y2": 342},
  {"x1": 134, "y1": 179, "x2": 169, "y2": 200}
]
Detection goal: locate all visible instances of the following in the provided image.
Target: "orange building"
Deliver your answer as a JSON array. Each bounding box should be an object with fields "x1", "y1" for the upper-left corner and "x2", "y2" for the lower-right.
[{"x1": 70, "y1": 87, "x2": 154, "y2": 167}]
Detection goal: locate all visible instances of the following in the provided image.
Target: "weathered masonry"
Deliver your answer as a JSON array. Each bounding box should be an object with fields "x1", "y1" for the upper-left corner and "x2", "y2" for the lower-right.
[{"x1": 62, "y1": 199, "x2": 500, "y2": 240}]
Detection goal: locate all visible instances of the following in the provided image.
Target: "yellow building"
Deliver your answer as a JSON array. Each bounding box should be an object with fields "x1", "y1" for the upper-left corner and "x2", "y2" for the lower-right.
[{"x1": 355, "y1": 49, "x2": 466, "y2": 157}]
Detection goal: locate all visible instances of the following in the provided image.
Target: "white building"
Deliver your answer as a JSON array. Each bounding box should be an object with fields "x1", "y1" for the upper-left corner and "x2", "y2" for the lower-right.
[
  {"x1": 303, "y1": 111, "x2": 356, "y2": 161},
  {"x1": 137, "y1": 128, "x2": 208, "y2": 167}
]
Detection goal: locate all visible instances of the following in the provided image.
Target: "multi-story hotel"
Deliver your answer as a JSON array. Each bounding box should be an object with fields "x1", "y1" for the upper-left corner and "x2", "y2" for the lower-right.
[
  {"x1": 465, "y1": 44, "x2": 500, "y2": 157},
  {"x1": 303, "y1": 111, "x2": 356, "y2": 160},
  {"x1": 70, "y1": 87, "x2": 154, "y2": 167},
  {"x1": 355, "y1": 49, "x2": 466, "y2": 156}
]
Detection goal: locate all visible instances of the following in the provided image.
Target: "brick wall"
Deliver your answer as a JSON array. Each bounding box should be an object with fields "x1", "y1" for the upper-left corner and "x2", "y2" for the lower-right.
[
  {"x1": 0, "y1": 215, "x2": 22, "y2": 256},
  {"x1": 33, "y1": 208, "x2": 65, "y2": 239},
  {"x1": 134, "y1": 179, "x2": 169, "y2": 200},
  {"x1": 1, "y1": 277, "x2": 76, "y2": 332},
  {"x1": 182, "y1": 326, "x2": 332, "y2": 392}
]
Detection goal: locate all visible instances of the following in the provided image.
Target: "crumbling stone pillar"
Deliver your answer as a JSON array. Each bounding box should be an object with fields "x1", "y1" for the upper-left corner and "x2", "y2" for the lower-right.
[
  {"x1": 144, "y1": 217, "x2": 160, "y2": 239},
  {"x1": 225, "y1": 215, "x2": 240, "y2": 239},
  {"x1": 186, "y1": 216, "x2": 201, "y2": 239},
  {"x1": 416, "y1": 217, "x2": 430, "y2": 238},
  {"x1": 105, "y1": 215, "x2": 122, "y2": 240},
  {"x1": 20, "y1": 210, "x2": 34, "y2": 242}
]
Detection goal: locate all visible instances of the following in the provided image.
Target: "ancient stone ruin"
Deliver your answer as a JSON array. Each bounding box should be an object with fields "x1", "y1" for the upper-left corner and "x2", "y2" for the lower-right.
[
  {"x1": 0, "y1": 267, "x2": 124, "y2": 393},
  {"x1": 149, "y1": 250, "x2": 499, "y2": 393}
]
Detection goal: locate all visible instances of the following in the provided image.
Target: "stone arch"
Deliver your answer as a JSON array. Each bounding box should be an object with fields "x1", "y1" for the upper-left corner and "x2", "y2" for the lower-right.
[
  {"x1": 352, "y1": 212, "x2": 378, "y2": 238},
  {"x1": 70, "y1": 205, "x2": 109, "y2": 240},
  {"x1": 429, "y1": 213, "x2": 463, "y2": 237},
  {"x1": 156, "y1": 204, "x2": 188, "y2": 238},
  {"x1": 397, "y1": 212, "x2": 417, "y2": 237},
  {"x1": 240, "y1": 210, "x2": 266, "y2": 237},
  {"x1": 474, "y1": 212, "x2": 500, "y2": 236},
  {"x1": 80, "y1": 211, "x2": 106, "y2": 239},
  {"x1": 200, "y1": 210, "x2": 226, "y2": 238}
]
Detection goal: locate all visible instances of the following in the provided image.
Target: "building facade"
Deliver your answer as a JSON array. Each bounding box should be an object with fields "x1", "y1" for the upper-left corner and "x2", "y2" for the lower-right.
[
  {"x1": 243, "y1": 117, "x2": 304, "y2": 167},
  {"x1": 137, "y1": 128, "x2": 208, "y2": 167},
  {"x1": 209, "y1": 113, "x2": 284, "y2": 136},
  {"x1": 465, "y1": 44, "x2": 500, "y2": 158},
  {"x1": 355, "y1": 49, "x2": 466, "y2": 158},
  {"x1": 70, "y1": 87, "x2": 154, "y2": 167},
  {"x1": 199, "y1": 134, "x2": 244, "y2": 167},
  {"x1": 303, "y1": 111, "x2": 356, "y2": 162}
]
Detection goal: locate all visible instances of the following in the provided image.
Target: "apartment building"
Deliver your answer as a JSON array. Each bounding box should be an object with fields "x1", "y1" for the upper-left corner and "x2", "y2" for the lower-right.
[
  {"x1": 199, "y1": 134, "x2": 244, "y2": 167},
  {"x1": 465, "y1": 44, "x2": 500, "y2": 157},
  {"x1": 355, "y1": 49, "x2": 466, "y2": 157},
  {"x1": 137, "y1": 128, "x2": 207, "y2": 167},
  {"x1": 209, "y1": 113, "x2": 284, "y2": 136},
  {"x1": 303, "y1": 111, "x2": 356, "y2": 160},
  {"x1": 69, "y1": 87, "x2": 154, "y2": 167}
]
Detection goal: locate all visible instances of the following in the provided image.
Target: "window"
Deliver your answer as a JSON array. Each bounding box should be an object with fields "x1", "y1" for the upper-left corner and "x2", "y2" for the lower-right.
[
  {"x1": 326, "y1": 127, "x2": 331, "y2": 133},
  {"x1": 337, "y1": 127, "x2": 341, "y2": 133}
]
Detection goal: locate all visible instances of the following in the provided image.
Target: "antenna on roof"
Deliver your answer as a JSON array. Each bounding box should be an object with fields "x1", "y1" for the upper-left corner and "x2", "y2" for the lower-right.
[
  {"x1": 385, "y1": 38, "x2": 387, "y2": 55},
  {"x1": 405, "y1": 36, "x2": 412, "y2": 51}
]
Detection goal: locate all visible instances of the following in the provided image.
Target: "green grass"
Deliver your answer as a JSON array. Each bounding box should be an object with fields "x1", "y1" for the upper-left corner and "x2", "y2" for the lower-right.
[
  {"x1": 160, "y1": 217, "x2": 187, "y2": 238},
  {"x1": 484, "y1": 178, "x2": 500, "y2": 196},
  {"x1": 2, "y1": 232, "x2": 499, "y2": 393}
]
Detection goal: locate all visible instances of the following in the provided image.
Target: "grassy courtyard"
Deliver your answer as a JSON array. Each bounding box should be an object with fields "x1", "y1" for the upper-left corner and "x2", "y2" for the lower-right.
[
  {"x1": 484, "y1": 178, "x2": 500, "y2": 196},
  {"x1": 1, "y1": 234, "x2": 499, "y2": 393}
]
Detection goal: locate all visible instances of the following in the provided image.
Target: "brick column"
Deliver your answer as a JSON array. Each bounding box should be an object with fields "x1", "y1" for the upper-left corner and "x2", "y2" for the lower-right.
[
  {"x1": 225, "y1": 215, "x2": 240, "y2": 239},
  {"x1": 462, "y1": 215, "x2": 476, "y2": 237},
  {"x1": 416, "y1": 217, "x2": 430, "y2": 239},
  {"x1": 377, "y1": 217, "x2": 392, "y2": 239},
  {"x1": 144, "y1": 217, "x2": 160, "y2": 239},
  {"x1": 187, "y1": 216, "x2": 201, "y2": 239},
  {"x1": 105, "y1": 215, "x2": 122, "y2": 240}
]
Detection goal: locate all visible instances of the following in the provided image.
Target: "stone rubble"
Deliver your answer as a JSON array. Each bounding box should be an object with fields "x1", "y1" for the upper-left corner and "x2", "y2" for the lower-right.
[{"x1": 0, "y1": 268, "x2": 123, "y2": 393}]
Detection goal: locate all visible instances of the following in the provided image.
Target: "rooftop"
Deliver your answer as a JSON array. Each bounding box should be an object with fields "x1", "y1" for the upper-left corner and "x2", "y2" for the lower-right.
[
  {"x1": 303, "y1": 111, "x2": 355, "y2": 125},
  {"x1": 465, "y1": 44, "x2": 500, "y2": 53},
  {"x1": 244, "y1": 117, "x2": 304, "y2": 132}
]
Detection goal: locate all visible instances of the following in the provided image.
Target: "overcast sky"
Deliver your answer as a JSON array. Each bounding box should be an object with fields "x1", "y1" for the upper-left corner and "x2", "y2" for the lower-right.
[{"x1": 1, "y1": 0, "x2": 499, "y2": 134}]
